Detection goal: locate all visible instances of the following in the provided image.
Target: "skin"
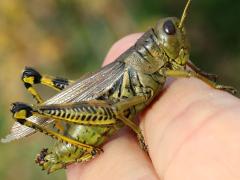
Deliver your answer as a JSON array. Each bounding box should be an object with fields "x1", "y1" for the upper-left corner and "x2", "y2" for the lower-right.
[{"x1": 67, "y1": 34, "x2": 240, "y2": 180}]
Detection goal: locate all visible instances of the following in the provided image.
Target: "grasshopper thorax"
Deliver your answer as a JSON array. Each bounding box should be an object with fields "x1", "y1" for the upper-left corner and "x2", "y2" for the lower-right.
[{"x1": 154, "y1": 17, "x2": 190, "y2": 68}]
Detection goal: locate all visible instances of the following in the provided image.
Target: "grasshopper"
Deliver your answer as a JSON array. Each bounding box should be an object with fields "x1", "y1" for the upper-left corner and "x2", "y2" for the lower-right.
[{"x1": 1, "y1": 0, "x2": 237, "y2": 173}]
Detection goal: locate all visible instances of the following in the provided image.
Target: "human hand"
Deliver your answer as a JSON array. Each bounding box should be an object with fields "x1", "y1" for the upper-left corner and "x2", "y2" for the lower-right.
[{"x1": 67, "y1": 34, "x2": 240, "y2": 180}]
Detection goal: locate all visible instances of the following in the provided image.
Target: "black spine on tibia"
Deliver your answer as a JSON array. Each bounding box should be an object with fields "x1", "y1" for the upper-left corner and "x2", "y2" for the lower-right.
[
  {"x1": 10, "y1": 102, "x2": 33, "y2": 119},
  {"x1": 22, "y1": 67, "x2": 42, "y2": 84},
  {"x1": 52, "y1": 78, "x2": 69, "y2": 90}
]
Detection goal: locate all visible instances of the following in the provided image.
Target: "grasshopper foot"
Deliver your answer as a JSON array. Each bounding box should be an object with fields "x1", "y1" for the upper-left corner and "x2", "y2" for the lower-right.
[
  {"x1": 35, "y1": 148, "x2": 49, "y2": 166},
  {"x1": 137, "y1": 133, "x2": 148, "y2": 152},
  {"x1": 91, "y1": 147, "x2": 104, "y2": 156},
  {"x1": 35, "y1": 148, "x2": 63, "y2": 174},
  {"x1": 215, "y1": 85, "x2": 238, "y2": 95}
]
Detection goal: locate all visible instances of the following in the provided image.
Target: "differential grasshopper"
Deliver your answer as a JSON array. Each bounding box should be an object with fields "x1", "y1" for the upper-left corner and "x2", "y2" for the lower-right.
[{"x1": 2, "y1": 0, "x2": 237, "y2": 173}]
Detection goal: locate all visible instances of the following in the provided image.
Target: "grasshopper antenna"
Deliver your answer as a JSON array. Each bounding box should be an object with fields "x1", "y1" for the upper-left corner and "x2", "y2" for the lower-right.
[{"x1": 178, "y1": 0, "x2": 192, "y2": 29}]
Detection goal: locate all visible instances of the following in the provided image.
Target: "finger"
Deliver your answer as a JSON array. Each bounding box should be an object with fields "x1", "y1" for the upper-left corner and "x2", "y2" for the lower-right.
[
  {"x1": 141, "y1": 75, "x2": 240, "y2": 179},
  {"x1": 67, "y1": 34, "x2": 158, "y2": 180}
]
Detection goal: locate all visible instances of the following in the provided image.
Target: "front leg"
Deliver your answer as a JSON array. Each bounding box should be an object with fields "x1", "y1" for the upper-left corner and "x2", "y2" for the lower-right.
[
  {"x1": 187, "y1": 60, "x2": 218, "y2": 82},
  {"x1": 165, "y1": 69, "x2": 237, "y2": 95}
]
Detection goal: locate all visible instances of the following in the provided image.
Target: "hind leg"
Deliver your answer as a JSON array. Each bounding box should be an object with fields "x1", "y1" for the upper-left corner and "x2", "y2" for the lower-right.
[
  {"x1": 165, "y1": 69, "x2": 237, "y2": 95},
  {"x1": 11, "y1": 102, "x2": 102, "y2": 151},
  {"x1": 21, "y1": 67, "x2": 74, "y2": 103}
]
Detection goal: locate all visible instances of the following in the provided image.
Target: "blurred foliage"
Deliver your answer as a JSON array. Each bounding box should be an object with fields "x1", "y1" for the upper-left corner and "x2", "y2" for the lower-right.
[{"x1": 0, "y1": 0, "x2": 239, "y2": 179}]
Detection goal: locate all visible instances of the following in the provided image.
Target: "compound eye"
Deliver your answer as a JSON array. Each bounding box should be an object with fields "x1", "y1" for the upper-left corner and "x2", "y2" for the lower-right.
[{"x1": 163, "y1": 20, "x2": 176, "y2": 35}]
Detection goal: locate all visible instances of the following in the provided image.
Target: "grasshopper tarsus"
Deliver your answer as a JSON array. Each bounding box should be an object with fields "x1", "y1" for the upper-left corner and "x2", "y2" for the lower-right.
[
  {"x1": 35, "y1": 148, "x2": 49, "y2": 165},
  {"x1": 138, "y1": 134, "x2": 148, "y2": 152},
  {"x1": 216, "y1": 85, "x2": 238, "y2": 95}
]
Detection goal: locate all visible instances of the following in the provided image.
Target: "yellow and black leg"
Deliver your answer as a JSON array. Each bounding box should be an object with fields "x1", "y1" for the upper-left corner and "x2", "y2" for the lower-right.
[
  {"x1": 10, "y1": 100, "x2": 117, "y2": 173},
  {"x1": 10, "y1": 102, "x2": 102, "y2": 154},
  {"x1": 22, "y1": 67, "x2": 74, "y2": 103},
  {"x1": 28, "y1": 101, "x2": 117, "y2": 126}
]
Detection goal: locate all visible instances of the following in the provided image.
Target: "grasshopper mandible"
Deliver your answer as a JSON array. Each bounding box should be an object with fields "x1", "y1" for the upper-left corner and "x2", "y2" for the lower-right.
[{"x1": 2, "y1": 0, "x2": 237, "y2": 173}]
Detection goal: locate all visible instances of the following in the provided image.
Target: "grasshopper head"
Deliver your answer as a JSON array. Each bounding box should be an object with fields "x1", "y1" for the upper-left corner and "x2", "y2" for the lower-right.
[
  {"x1": 154, "y1": 0, "x2": 191, "y2": 68},
  {"x1": 154, "y1": 17, "x2": 189, "y2": 66}
]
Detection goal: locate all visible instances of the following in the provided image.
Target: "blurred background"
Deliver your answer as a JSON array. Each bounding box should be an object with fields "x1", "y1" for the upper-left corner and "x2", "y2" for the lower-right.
[{"x1": 0, "y1": 0, "x2": 239, "y2": 179}]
